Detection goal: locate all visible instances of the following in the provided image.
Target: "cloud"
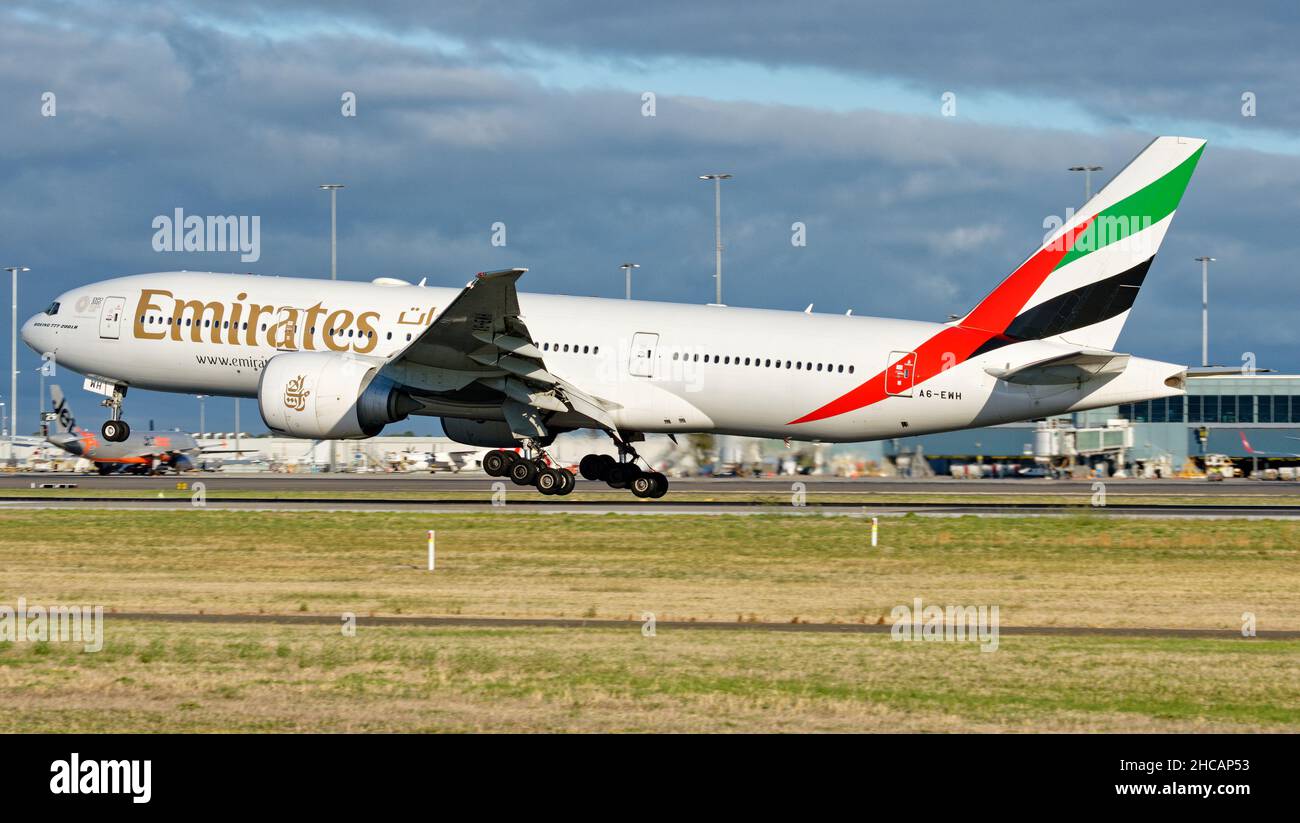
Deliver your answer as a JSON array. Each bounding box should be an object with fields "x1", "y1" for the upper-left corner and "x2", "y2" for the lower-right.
[
  {"x1": 928, "y1": 224, "x2": 1006, "y2": 257},
  {"x1": 1, "y1": 2, "x2": 1297, "y2": 432},
  {"x1": 133, "y1": 0, "x2": 1300, "y2": 136}
]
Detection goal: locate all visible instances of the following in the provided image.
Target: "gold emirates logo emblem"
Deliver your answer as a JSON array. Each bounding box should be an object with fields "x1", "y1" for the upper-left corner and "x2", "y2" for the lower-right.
[{"x1": 283, "y1": 375, "x2": 310, "y2": 411}]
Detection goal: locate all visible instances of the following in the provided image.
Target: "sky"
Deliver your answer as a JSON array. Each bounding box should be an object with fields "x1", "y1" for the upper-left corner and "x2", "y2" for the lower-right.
[{"x1": 2, "y1": 0, "x2": 1298, "y2": 434}]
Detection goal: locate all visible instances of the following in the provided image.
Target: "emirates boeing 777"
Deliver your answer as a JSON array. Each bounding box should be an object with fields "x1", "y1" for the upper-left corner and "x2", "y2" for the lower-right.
[{"x1": 22, "y1": 136, "x2": 1205, "y2": 498}]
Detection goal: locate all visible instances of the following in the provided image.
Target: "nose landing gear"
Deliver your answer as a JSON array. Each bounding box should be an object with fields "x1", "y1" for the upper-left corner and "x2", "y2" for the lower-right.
[{"x1": 98, "y1": 383, "x2": 131, "y2": 442}]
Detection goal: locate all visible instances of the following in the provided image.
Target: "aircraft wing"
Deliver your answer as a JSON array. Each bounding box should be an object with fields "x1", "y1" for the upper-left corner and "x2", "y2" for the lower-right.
[
  {"x1": 379, "y1": 268, "x2": 620, "y2": 435},
  {"x1": 984, "y1": 349, "x2": 1130, "y2": 385}
]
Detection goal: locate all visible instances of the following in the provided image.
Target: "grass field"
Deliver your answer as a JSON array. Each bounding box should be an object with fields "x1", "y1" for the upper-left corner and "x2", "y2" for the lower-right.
[
  {"x1": 3, "y1": 623, "x2": 1296, "y2": 732},
  {"x1": 1, "y1": 510, "x2": 1297, "y2": 731}
]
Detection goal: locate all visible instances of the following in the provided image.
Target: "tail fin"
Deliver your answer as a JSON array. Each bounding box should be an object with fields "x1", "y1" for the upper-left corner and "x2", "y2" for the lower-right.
[
  {"x1": 959, "y1": 136, "x2": 1205, "y2": 351},
  {"x1": 1240, "y1": 431, "x2": 1255, "y2": 454},
  {"x1": 50, "y1": 384, "x2": 79, "y2": 434}
]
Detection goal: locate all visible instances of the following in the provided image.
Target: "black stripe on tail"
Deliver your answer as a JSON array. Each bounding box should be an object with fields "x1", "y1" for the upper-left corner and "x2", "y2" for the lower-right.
[
  {"x1": 970, "y1": 256, "x2": 1153, "y2": 358},
  {"x1": 1005, "y1": 256, "x2": 1153, "y2": 341}
]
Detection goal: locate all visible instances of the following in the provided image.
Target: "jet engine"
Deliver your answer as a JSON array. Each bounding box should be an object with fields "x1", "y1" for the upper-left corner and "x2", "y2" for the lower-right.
[{"x1": 259, "y1": 352, "x2": 419, "y2": 439}]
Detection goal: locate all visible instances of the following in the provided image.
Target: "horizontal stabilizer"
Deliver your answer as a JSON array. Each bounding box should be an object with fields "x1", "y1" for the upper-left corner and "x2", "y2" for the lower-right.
[
  {"x1": 985, "y1": 349, "x2": 1130, "y2": 385},
  {"x1": 1185, "y1": 367, "x2": 1272, "y2": 378}
]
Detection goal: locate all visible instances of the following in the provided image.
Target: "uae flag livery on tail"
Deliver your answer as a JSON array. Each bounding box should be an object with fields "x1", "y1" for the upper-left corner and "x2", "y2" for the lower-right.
[{"x1": 791, "y1": 136, "x2": 1205, "y2": 425}]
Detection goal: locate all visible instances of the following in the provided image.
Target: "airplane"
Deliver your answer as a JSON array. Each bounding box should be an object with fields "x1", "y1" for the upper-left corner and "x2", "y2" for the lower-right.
[
  {"x1": 383, "y1": 446, "x2": 489, "y2": 472},
  {"x1": 22, "y1": 135, "x2": 1205, "y2": 498},
  {"x1": 1239, "y1": 431, "x2": 1300, "y2": 459},
  {"x1": 43, "y1": 384, "x2": 237, "y2": 474},
  {"x1": 431, "y1": 447, "x2": 490, "y2": 473}
]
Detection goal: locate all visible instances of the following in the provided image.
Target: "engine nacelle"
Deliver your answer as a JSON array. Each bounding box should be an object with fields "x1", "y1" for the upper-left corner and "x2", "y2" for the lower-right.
[
  {"x1": 441, "y1": 417, "x2": 555, "y2": 448},
  {"x1": 260, "y1": 352, "x2": 418, "y2": 439}
]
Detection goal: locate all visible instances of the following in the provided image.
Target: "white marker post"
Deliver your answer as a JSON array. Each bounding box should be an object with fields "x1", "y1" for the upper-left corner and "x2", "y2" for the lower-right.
[
  {"x1": 871, "y1": 517, "x2": 879, "y2": 547},
  {"x1": 427, "y1": 529, "x2": 436, "y2": 571}
]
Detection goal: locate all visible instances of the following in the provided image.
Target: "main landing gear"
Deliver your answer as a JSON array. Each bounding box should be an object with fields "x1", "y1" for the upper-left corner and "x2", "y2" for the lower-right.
[
  {"x1": 482, "y1": 448, "x2": 576, "y2": 496},
  {"x1": 577, "y1": 446, "x2": 668, "y2": 499},
  {"x1": 481, "y1": 436, "x2": 669, "y2": 499},
  {"x1": 99, "y1": 383, "x2": 131, "y2": 442}
]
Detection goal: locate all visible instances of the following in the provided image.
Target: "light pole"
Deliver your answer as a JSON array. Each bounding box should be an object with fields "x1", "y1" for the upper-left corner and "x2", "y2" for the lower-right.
[
  {"x1": 620, "y1": 263, "x2": 640, "y2": 300},
  {"x1": 699, "y1": 173, "x2": 732, "y2": 304},
  {"x1": 1068, "y1": 165, "x2": 1103, "y2": 203},
  {"x1": 319, "y1": 184, "x2": 344, "y2": 280},
  {"x1": 36, "y1": 363, "x2": 46, "y2": 433},
  {"x1": 319, "y1": 185, "x2": 344, "y2": 471},
  {"x1": 1195, "y1": 256, "x2": 1215, "y2": 367},
  {"x1": 196, "y1": 395, "x2": 208, "y2": 436},
  {"x1": 5, "y1": 266, "x2": 29, "y2": 465}
]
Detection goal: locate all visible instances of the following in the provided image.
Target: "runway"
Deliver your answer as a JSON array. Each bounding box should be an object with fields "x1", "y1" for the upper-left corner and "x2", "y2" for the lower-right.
[
  {"x1": 4, "y1": 472, "x2": 1299, "y2": 495},
  {"x1": 4, "y1": 472, "x2": 1300, "y2": 517},
  {"x1": 104, "y1": 610, "x2": 1299, "y2": 640},
  {"x1": 2, "y1": 497, "x2": 1298, "y2": 518}
]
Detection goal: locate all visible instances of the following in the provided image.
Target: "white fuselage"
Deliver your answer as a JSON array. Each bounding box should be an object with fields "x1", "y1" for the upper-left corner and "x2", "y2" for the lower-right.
[{"x1": 22, "y1": 272, "x2": 1185, "y2": 443}]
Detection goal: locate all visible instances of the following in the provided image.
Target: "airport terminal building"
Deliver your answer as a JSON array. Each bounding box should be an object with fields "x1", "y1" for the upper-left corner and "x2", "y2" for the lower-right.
[{"x1": 875, "y1": 373, "x2": 1300, "y2": 476}]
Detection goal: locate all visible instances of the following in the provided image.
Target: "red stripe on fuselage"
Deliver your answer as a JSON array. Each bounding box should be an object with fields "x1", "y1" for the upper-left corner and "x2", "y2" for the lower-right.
[{"x1": 788, "y1": 218, "x2": 1093, "y2": 425}]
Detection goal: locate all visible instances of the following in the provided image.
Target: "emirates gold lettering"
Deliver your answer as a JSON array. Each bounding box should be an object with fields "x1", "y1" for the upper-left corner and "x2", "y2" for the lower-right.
[{"x1": 132, "y1": 291, "x2": 435, "y2": 355}]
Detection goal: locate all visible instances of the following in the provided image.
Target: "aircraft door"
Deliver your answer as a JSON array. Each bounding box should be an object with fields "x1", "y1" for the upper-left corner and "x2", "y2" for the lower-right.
[
  {"x1": 629, "y1": 332, "x2": 659, "y2": 378},
  {"x1": 885, "y1": 350, "x2": 917, "y2": 396},
  {"x1": 98, "y1": 296, "x2": 126, "y2": 339},
  {"x1": 272, "y1": 307, "x2": 304, "y2": 352}
]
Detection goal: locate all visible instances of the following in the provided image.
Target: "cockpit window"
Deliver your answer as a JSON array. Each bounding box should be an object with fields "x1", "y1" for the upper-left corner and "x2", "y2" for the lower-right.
[{"x1": 44, "y1": 302, "x2": 60, "y2": 316}]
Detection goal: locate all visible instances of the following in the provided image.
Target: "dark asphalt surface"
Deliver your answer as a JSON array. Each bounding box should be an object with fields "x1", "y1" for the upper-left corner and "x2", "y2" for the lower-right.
[
  {"x1": 104, "y1": 611, "x2": 1298, "y2": 639},
  {"x1": 4, "y1": 471, "x2": 1299, "y2": 495},
  {"x1": 4, "y1": 472, "x2": 1300, "y2": 516},
  {"x1": 2, "y1": 497, "x2": 1299, "y2": 517}
]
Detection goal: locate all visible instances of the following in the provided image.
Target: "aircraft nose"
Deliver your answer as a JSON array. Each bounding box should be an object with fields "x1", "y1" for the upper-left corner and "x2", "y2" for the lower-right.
[{"x1": 20, "y1": 313, "x2": 42, "y2": 351}]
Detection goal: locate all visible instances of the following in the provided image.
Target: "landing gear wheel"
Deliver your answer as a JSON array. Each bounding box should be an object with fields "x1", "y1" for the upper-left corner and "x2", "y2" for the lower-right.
[
  {"x1": 509, "y1": 459, "x2": 539, "y2": 486},
  {"x1": 607, "y1": 462, "x2": 640, "y2": 488},
  {"x1": 647, "y1": 472, "x2": 669, "y2": 499},
  {"x1": 598, "y1": 452, "x2": 618, "y2": 478},
  {"x1": 630, "y1": 473, "x2": 657, "y2": 498},
  {"x1": 555, "y1": 469, "x2": 576, "y2": 496},
  {"x1": 579, "y1": 454, "x2": 604, "y2": 481},
  {"x1": 102, "y1": 420, "x2": 130, "y2": 442},
  {"x1": 536, "y1": 467, "x2": 562, "y2": 495},
  {"x1": 483, "y1": 450, "x2": 512, "y2": 477}
]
